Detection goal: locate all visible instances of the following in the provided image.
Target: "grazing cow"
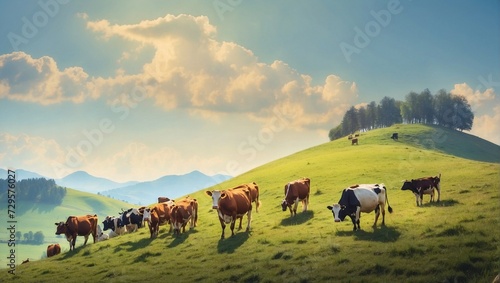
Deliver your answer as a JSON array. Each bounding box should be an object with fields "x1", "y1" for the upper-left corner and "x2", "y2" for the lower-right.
[
  {"x1": 170, "y1": 197, "x2": 198, "y2": 236},
  {"x1": 391, "y1": 133, "x2": 398, "y2": 140},
  {"x1": 401, "y1": 174, "x2": 441, "y2": 206},
  {"x1": 281, "y1": 178, "x2": 310, "y2": 217},
  {"x1": 102, "y1": 216, "x2": 127, "y2": 236},
  {"x1": 348, "y1": 134, "x2": 353, "y2": 140},
  {"x1": 206, "y1": 188, "x2": 253, "y2": 239},
  {"x1": 55, "y1": 214, "x2": 98, "y2": 251},
  {"x1": 327, "y1": 184, "x2": 393, "y2": 231},
  {"x1": 143, "y1": 201, "x2": 174, "y2": 238},
  {"x1": 351, "y1": 138, "x2": 358, "y2": 145},
  {"x1": 119, "y1": 208, "x2": 144, "y2": 232},
  {"x1": 46, "y1": 244, "x2": 61, "y2": 257}
]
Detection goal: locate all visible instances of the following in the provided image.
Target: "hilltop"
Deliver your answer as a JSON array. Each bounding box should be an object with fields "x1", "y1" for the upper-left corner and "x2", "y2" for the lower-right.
[{"x1": 3, "y1": 124, "x2": 499, "y2": 282}]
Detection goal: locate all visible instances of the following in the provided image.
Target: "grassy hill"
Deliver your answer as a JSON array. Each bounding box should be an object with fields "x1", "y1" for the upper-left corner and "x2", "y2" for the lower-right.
[
  {"x1": 2, "y1": 124, "x2": 499, "y2": 282},
  {"x1": 0, "y1": 189, "x2": 132, "y2": 265}
]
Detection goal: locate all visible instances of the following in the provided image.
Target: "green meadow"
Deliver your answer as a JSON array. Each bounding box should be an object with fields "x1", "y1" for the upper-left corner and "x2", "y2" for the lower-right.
[
  {"x1": 2, "y1": 124, "x2": 499, "y2": 282},
  {"x1": 0, "y1": 189, "x2": 131, "y2": 265}
]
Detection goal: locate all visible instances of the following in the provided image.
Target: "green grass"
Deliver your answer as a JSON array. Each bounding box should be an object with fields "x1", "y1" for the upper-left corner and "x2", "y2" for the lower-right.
[
  {"x1": 2, "y1": 124, "x2": 499, "y2": 282},
  {"x1": 0, "y1": 189, "x2": 131, "y2": 263}
]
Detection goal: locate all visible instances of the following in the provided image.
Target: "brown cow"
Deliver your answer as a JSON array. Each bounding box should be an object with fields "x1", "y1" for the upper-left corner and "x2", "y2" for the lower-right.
[
  {"x1": 232, "y1": 182, "x2": 261, "y2": 212},
  {"x1": 206, "y1": 188, "x2": 253, "y2": 239},
  {"x1": 143, "y1": 201, "x2": 174, "y2": 238},
  {"x1": 55, "y1": 214, "x2": 98, "y2": 251},
  {"x1": 170, "y1": 197, "x2": 198, "y2": 236},
  {"x1": 158, "y1": 196, "x2": 171, "y2": 203},
  {"x1": 401, "y1": 174, "x2": 441, "y2": 206},
  {"x1": 281, "y1": 177, "x2": 310, "y2": 216},
  {"x1": 46, "y1": 244, "x2": 61, "y2": 257},
  {"x1": 351, "y1": 138, "x2": 358, "y2": 145}
]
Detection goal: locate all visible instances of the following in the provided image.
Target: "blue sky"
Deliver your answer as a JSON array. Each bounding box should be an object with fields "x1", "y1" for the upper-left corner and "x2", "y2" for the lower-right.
[{"x1": 1, "y1": 1, "x2": 499, "y2": 182}]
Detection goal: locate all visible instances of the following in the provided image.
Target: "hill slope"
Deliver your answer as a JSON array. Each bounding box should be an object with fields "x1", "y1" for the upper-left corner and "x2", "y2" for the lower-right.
[
  {"x1": 3, "y1": 124, "x2": 499, "y2": 282},
  {"x1": 0, "y1": 188, "x2": 131, "y2": 266}
]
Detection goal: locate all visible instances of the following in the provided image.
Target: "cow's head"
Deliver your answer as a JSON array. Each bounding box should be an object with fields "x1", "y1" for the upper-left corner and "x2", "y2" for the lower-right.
[
  {"x1": 102, "y1": 216, "x2": 114, "y2": 231},
  {"x1": 206, "y1": 190, "x2": 224, "y2": 209},
  {"x1": 400, "y1": 180, "x2": 413, "y2": 191},
  {"x1": 142, "y1": 208, "x2": 151, "y2": 223},
  {"x1": 54, "y1": 222, "x2": 66, "y2": 235},
  {"x1": 326, "y1": 204, "x2": 348, "y2": 222},
  {"x1": 281, "y1": 199, "x2": 289, "y2": 211}
]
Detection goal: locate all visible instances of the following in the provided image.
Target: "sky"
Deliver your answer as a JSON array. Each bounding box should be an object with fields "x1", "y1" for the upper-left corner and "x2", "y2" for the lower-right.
[{"x1": 0, "y1": 0, "x2": 499, "y2": 182}]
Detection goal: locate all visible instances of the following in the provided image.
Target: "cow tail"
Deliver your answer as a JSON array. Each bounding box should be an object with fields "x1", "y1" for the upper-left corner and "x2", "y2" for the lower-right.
[{"x1": 386, "y1": 188, "x2": 393, "y2": 213}]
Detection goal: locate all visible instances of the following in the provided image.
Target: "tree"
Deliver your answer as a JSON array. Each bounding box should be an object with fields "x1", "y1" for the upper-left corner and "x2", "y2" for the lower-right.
[
  {"x1": 328, "y1": 124, "x2": 343, "y2": 141},
  {"x1": 418, "y1": 89, "x2": 434, "y2": 124},
  {"x1": 379, "y1": 96, "x2": 402, "y2": 127},
  {"x1": 33, "y1": 231, "x2": 45, "y2": 245},
  {"x1": 366, "y1": 101, "x2": 377, "y2": 129},
  {"x1": 341, "y1": 106, "x2": 359, "y2": 135}
]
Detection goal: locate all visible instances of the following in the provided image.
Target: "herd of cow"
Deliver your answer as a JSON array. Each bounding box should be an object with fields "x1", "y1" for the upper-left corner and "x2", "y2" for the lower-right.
[{"x1": 45, "y1": 174, "x2": 441, "y2": 258}]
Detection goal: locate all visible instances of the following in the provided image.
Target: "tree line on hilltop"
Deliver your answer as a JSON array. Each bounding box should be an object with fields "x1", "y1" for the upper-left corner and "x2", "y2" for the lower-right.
[
  {"x1": 329, "y1": 89, "x2": 474, "y2": 140},
  {"x1": 0, "y1": 177, "x2": 66, "y2": 205}
]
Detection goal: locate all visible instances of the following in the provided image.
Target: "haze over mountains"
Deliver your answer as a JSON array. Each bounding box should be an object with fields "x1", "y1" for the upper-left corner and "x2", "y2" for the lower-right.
[{"x1": 0, "y1": 168, "x2": 231, "y2": 205}]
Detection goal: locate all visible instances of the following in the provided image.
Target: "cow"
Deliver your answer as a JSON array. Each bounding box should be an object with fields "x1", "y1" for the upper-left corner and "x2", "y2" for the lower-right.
[
  {"x1": 326, "y1": 184, "x2": 393, "y2": 231},
  {"x1": 281, "y1": 177, "x2": 310, "y2": 217},
  {"x1": 232, "y1": 182, "x2": 261, "y2": 212},
  {"x1": 206, "y1": 188, "x2": 253, "y2": 239},
  {"x1": 119, "y1": 208, "x2": 144, "y2": 232},
  {"x1": 170, "y1": 197, "x2": 198, "y2": 236},
  {"x1": 21, "y1": 258, "x2": 30, "y2": 264},
  {"x1": 391, "y1": 133, "x2": 398, "y2": 140},
  {"x1": 55, "y1": 214, "x2": 98, "y2": 251},
  {"x1": 351, "y1": 138, "x2": 358, "y2": 145},
  {"x1": 158, "y1": 196, "x2": 171, "y2": 203},
  {"x1": 401, "y1": 174, "x2": 441, "y2": 206},
  {"x1": 348, "y1": 134, "x2": 353, "y2": 140},
  {"x1": 143, "y1": 201, "x2": 174, "y2": 238},
  {"x1": 46, "y1": 244, "x2": 61, "y2": 257},
  {"x1": 96, "y1": 224, "x2": 109, "y2": 242},
  {"x1": 102, "y1": 216, "x2": 127, "y2": 236}
]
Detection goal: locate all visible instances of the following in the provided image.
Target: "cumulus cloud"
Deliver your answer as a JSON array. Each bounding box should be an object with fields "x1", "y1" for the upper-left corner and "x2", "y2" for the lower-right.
[
  {"x1": 451, "y1": 83, "x2": 495, "y2": 109},
  {"x1": 470, "y1": 105, "x2": 500, "y2": 145},
  {"x1": 0, "y1": 52, "x2": 93, "y2": 104},
  {"x1": 0, "y1": 14, "x2": 357, "y2": 130},
  {"x1": 84, "y1": 14, "x2": 358, "y2": 129}
]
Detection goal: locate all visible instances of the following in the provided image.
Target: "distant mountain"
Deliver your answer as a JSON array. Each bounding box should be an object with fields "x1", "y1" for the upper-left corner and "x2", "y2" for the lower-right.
[
  {"x1": 0, "y1": 168, "x2": 46, "y2": 180},
  {"x1": 100, "y1": 170, "x2": 232, "y2": 205},
  {"x1": 55, "y1": 171, "x2": 138, "y2": 194}
]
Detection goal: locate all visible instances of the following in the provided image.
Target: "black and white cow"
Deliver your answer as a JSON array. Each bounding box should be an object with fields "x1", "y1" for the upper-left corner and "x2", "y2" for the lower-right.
[
  {"x1": 102, "y1": 216, "x2": 127, "y2": 236},
  {"x1": 120, "y1": 208, "x2": 144, "y2": 232},
  {"x1": 326, "y1": 184, "x2": 393, "y2": 231}
]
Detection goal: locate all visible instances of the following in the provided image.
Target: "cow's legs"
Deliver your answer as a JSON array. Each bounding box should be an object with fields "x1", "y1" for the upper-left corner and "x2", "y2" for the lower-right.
[
  {"x1": 237, "y1": 216, "x2": 243, "y2": 230},
  {"x1": 246, "y1": 210, "x2": 252, "y2": 232},
  {"x1": 229, "y1": 219, "x2": 236, "y2": 237},
  {"x1": 83, "y1": 235, "x2": 89, "y2": 245},
  {"x1": 436, "y1": 185, "x2": 441, "y2": 202},
  {"x1": 292, "y1": 198, "x2": 299, "y2": 216},
  {"x1": 219, "y1": 218, "x2": 226, "y2": 240},
  {"x1": 373, "y1": 205, "x2": 380, "y2": 227}
]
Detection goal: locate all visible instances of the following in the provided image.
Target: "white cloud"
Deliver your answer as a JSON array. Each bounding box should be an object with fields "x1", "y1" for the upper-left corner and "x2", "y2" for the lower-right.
[
  {"x1": 451, "y1": 83, "x2": 495, "y2": 109},
  {"x1": 0, "y1": 133, "x2": 66, "y2": 177},
  {"x1": 0, "y1": 14, "x2": 357, "y2": 131},
  {"x1": 470, "y1": 105, "x2": 500, "y2": 145},
  {"x1": 84, "y1": 14, "x2": 358, "y2": 130},
  {"x1": 0, "y1": 52, "x2": 93, "y2": 104}
]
